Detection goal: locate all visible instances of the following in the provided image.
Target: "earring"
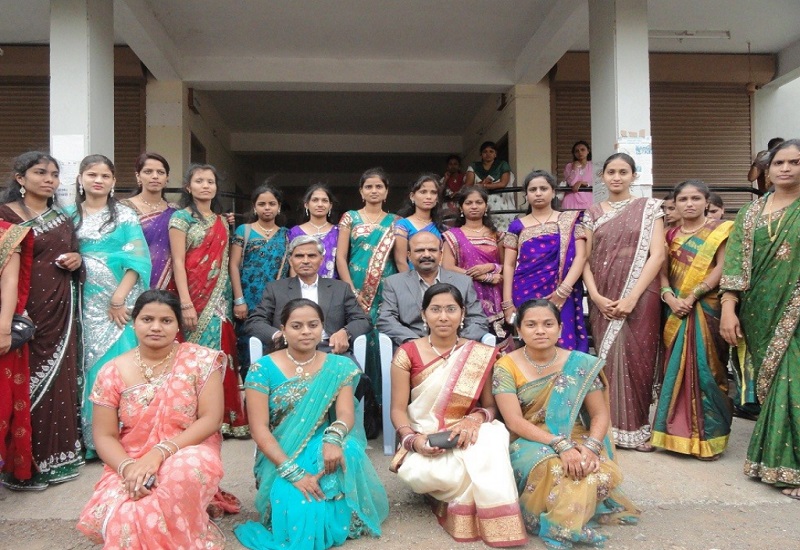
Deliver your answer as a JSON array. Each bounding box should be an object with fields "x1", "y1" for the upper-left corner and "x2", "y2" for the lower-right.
[
  {"x1": 460, "y1": 319, "x2": 465, "y2": 330},
  {"x1": 327, "y1": 210, "x2": 331, "y2": 219},
  {"x1": 304, "y1": 208, "x2": 309, "y2": 217},
  {"x1": 79, "y1": 184, "x2": 85, "y2": 196},
  {"x1": 110, "y1": 187, "x2": 115, "y2": 198},
  {"x1": 282, "y1": 335, "x2": 288, "y2": 346},
  {"x1": 422, "y1": 320, "x2": 428, "y2": 332},
  {"x1": 459, "y1": 210, "x2": 464, "y2": 218},
  {"x1": 19, "y1": 186, "x2": 25, "y2": 198},
  {"x1": 411, "y1": 200, "x2": 416, "y2": 206}
]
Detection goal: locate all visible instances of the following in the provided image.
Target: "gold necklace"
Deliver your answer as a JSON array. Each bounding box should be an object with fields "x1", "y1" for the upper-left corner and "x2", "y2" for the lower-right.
[
  {"x1": 766, "y1": 196, "x2": 788, "y2": 242},
  {"x1": 608, "y1": 198, "x2": 633, "y2": 210},
  {"x1": 530, "y1": 210, "x2": 553, "y2": 226},
  {"x1": 679, "y1": 217, "x2": 707, "y2": 235},
  {"x1": 135, "y1": 344, "x2": 176, "y2": 382},
  {"x1": 463, "y1": 223, "x2": 486, "y2": 234},
  {"x1": 361, "y1": 209, "x2": 382, "y2": 225},
  {"x1": 140, "y1": 197, "x2": 165, "y2": 212},
  {"x1": 18, "y1": 200, "x2": 47, "y2": 221},
  {"x1": 412, "y1": 215, "x2": 432, "y2": 225},
  {"x1": 428, "y1": 336, "x2": 458, "y2": 358}
]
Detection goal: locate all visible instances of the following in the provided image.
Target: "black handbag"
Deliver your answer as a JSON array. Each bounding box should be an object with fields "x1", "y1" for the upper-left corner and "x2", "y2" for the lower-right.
[{"x1": 10, "y1": 313, "x2": 35, "y2": 350}]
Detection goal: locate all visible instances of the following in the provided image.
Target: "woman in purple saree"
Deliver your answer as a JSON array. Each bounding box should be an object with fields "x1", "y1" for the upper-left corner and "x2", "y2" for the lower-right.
[
  {"x1": 121, "y1": 152, "x2": 178, "y2": 290},
  {"x1": 503, "y1": 170, "x2": 589, "y2": 352}
]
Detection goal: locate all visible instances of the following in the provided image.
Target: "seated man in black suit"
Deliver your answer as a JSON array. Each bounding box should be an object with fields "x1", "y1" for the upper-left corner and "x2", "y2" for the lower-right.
[
  {"x1": 245, "y1": 234, "x2": 372, "y2": 356},
  {"x1": 377, "y1": 230, "x2": 488, "y2": 347}
]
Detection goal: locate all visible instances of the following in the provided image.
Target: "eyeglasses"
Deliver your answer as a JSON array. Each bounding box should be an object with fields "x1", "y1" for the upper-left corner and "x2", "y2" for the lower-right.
[{"x1": 426, "y1": 305, "x2": 461, "y2": 315}]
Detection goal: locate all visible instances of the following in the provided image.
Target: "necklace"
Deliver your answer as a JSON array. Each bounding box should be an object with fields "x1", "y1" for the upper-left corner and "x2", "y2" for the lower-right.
[
  {"x1": 523, "y1": 347, "x2": 559, "y2": 375},
  {"x1": 140, "y1": 197, "x2": 165, "y2": 212},
  {"x1": 135, "y1": 344, "x2": 176, "y2": 382},
  {"x1": 766, "y1": 195, "x2": 788, "y2": 242},
  {"x1": 608, "y1": 198, "x2": 633, "y2": 210},
  {"x1": 530, "y1": 210, "x2": 553, "y2": 226},
  {"x1": 361, "y1": 209, "x2": 382, "y2": 225},
  {"x1": 18, "y1": 200, "x2": 47, "y2": 221},
  {"x1": 679, "y1": 217, "x2": 707, "y2": 235},
  {"x1": 428, "y1": 335, "x2": 458, "y2": 358},
  {"x1": 286, "y1": 349, "x2": 317, "y2": 377},
  {"x1": 256, "y1": 220, "x2": 276, "y2": 235},
  {"x1": 412, "y1": 215, "x2": 432, "y2": 225},
  {"x1": 464, "y1": 224, "x2": 485, "y2": 235},
  {"x1": 308, "y1": 220, "x2": 330, "y2": 235}
]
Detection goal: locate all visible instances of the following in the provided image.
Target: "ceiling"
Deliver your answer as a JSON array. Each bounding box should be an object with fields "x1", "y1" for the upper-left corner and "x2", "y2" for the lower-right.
[{"x1": 1, "y1": 0, "x2": 799, "y2": 149}]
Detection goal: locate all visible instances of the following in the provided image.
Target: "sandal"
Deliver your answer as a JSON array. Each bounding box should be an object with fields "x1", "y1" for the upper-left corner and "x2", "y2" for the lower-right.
[
  {"x1": 782, "y1": 487, "x2": 800, "y2": 500},
  {"x1": 634, "y1": 442, "x2": 656, "y2": 453}
]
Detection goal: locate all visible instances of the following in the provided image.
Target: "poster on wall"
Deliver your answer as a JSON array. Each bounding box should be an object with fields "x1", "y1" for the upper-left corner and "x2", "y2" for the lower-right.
[
  {"x1": 616, "y1": 133, "x2": 653, "y2": 198},
  {"x1": 52, "y1": 134, "x2": 85, "y2": 206}
]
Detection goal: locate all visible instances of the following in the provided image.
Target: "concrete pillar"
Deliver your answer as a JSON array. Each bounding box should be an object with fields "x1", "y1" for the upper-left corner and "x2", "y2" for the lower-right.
[
  {"x1": 50, "y1": 0, "x2": 114, "y2": 205},
  {"x1": 509, "y1": 82, "x2": 551, "y2": 207},
  {"x1": 145, "y1": 78, "x2": 191, "y2": 183},
  {"x1": 588, "y1": 0, "x2": 652, "y2": 199}
]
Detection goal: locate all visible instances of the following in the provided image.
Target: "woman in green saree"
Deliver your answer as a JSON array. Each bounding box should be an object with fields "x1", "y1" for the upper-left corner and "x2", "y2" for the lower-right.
[
  {"x1": 720, "y1": 138, "x2": 800, "y2": 499},
  {"x1": 493, "y1": 300, "x2": 639, "y2": 549},
  {"x1": 336, "y1": 167, "x2": 398, "y2": 399},
  {"x1": 235, "y1": 298, "x2": 389, "y2": 549}
]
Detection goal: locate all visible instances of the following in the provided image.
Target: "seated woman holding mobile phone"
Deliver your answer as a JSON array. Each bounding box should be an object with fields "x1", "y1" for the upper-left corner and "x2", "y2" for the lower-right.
[
  {"x1": 389, "y1": 283, "x2": 527, "y2": 548},
  {"x1": 77, "y1": 290, "x2": 230, "y2": 548}
]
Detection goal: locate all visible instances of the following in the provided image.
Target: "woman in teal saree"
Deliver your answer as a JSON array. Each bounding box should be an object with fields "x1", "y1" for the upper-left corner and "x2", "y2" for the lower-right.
[
  {"x1": 235, "y1": 299, "x2": 389, "y2": 549},
  {"x1": 493, "y1": 300, "x2": 639, "y2": 549},
  {"x1": 336, "y1": 168, "x2": 398, "y2": 400},
  {"x1": 720, "y1": 139, "x2": 800, "y2": 499}
]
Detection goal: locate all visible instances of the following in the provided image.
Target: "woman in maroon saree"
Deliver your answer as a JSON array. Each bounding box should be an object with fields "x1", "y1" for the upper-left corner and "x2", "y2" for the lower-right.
[
  {"x1": 582, "y1": 153, "x2": 665, "y2": 451},
  {"x1": 0, "y1": 151, "x2": 84, "y2": 490}
]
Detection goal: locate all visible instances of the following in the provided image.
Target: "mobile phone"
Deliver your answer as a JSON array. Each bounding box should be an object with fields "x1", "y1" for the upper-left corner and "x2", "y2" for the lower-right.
[{"x1": 143, "y1": 474, "x2": 156, "y2": 490}]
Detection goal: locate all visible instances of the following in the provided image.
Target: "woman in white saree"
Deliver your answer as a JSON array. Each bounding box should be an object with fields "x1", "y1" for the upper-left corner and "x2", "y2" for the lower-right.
[{"x1": 389, "y1": 283, "x2": 527, "y2": 547}]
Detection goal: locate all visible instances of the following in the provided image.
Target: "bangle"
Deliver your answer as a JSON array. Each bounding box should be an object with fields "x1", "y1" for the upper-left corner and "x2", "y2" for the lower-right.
[
  {"x1": 720, "y1": 296, "x2": 739, "y2": 305},
  {"x1": 583, "y1": 436, "x2": 603, "y2": 456},
  {"x1": 153, "y1": 445, "x2": 167, "y2": 462},
  {"x1": 401, "y1": 433, "x2": 418, "y2": 452},
  {"x1": 110, "y1": 301, "x2": 125, "y2": 309},
  {"x1": 163, "y1": 439, "x2": 180, "y2": 453},
  {"x1": 501, "y1": 300, "x2": 514, "y2": 309},
  {"x1": 233, "y1": 296, "x2": 246, "y2": 306},
  {"x1": 660, "y1": 290, "x2": 675, "y2": 303},
  {"x1": 693, "y1": 282, "x2": 710, "y2": 299},
  {"x1": 470, "y1": 407, "x2": 493, "y2": 423},
  {"x1": 659, "y1": 286, "x2": 673, "y2": 297},
  {"x1": 117, "y1": 458, "x2": 135, "y2": 477},
  {"x1": 395, "y1": 424, "x2": 412, "y2": 434},
  {"x1": 180, "y1": 302, "x2": 194, "y2": 310}
]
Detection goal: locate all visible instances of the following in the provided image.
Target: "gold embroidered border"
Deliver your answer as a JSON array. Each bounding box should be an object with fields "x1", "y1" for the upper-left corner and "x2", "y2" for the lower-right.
[
  {"x1": 556, "y1": 210, "x2": 580, "y2": 285},
  {"x1": 358, "y1": 215, "x2": 397, "y2": 311},
  {"x1": 744, "y1": 460, "x2": 800, "y2": 486},
  {"x1": 756, "y1": 279, "x2": 800, "y2": 402},
  {"x1": 0, "y1": 224, "x2": 30, "y2": 272},
  {"x1": 720, "y1": 197, "x2": 763, "y2": 291}
]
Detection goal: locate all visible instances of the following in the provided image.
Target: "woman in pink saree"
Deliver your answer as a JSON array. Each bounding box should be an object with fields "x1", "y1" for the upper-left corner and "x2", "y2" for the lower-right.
[
  {"x1": 582, "y1": 153, "x2": 665, "y2": 451},
  {"x1": 78, "y1": 290, "x2": 229, "y2": 548}
]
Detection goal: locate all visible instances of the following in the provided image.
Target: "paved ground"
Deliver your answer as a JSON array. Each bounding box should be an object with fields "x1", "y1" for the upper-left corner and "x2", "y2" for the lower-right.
[{"x1": 1, "y1": 415, "x2": 798, "y2": 549}]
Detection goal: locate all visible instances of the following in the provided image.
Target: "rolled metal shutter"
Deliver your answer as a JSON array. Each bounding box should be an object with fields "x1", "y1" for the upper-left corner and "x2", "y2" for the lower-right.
[
  {"x1": 0, "y1": 81, "x2": 144, "y2": 189},
  {"x1": 553, "y1": 82, "x2": 753, "y2": 210}
]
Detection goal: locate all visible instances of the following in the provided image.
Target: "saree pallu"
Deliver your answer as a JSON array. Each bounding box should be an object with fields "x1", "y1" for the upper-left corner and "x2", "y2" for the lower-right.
[
  {"x1": 391, "y1": 340, "x2": 527, "y2": 548},
  {"x1": 77, "y1": 343, "x2": 226, "y2": 548},
  {"x1": 236, "y1": 354, "x2": 388, "y2": 550},
  {"x1": 652, "y1": 221, "x2": 733, "y2": 458},
  {"x1": 340, "y1": 210, "x2": 398, "y2": 401},
  {"x1": 493, "y1": 351, "x2": 638, "y2": 549},
  {"x1": 504, "y1": 212, "x2": 589, "y2": 352},
  {"x1": 443, "y1": 228, "x2": 508, "y2": 343},
  {"x1": 65, "y1": 204, "x2": 151, "y2": 456},
  {"x1": 120, "y1": 200, "x2": 178, "y2": 290},
  {"x1": 0, "y1": 221, "x2": 33, "y2": 479},
  {"x1": 584, "y1": 198, "x2": 663, "y2": 448},
  {"x1": 395, "y1": 218, "x2": 442, "y2": 270},
  {"x1": 0, "y1": 205, "x2": 83, "y2": 486},
  {"x1": 721, "y1": 195, "x2": 800, "y2": 487},
  {"x1": 288, "y1": 225, "x2": 339, "y2": 279},
  {"x1": 169, "y1": 210, "x2": 248, "y2": 438}
]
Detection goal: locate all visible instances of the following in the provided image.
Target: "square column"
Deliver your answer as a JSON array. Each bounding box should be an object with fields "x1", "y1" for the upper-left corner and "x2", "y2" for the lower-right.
[
  {"x1": 145, "y1": 79, "x2": 191, "y2": 178},
  {"x1": 50, "y1": 0, "x2": 115, "y2": 204},
  {"x1": 589, "y1": 0, "x2": 652, "y2": 199}
]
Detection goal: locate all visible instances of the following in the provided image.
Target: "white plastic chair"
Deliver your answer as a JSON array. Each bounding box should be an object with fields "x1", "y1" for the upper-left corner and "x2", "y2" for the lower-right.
[
  {"x1": 480, "y1": 333, "x2": 497, "y2": 347},
  {"x1": 354, "y1": 333, "x2": 395, "y2": 455},
  {"x1": 249, "y1": 336, "x2": 264, "y2": 362}
]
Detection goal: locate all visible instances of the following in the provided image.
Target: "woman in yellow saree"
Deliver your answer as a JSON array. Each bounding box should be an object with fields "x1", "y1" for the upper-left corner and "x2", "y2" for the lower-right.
[
  {"x1": 390, "y1": 283, "x2": 527, "y2": 548},
  {"x1": 493, "y1": 300, "x2": 639, "y2": 549},
  {"x1": 653, "y1": 180, "x2": 733, "y2": 459}
]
